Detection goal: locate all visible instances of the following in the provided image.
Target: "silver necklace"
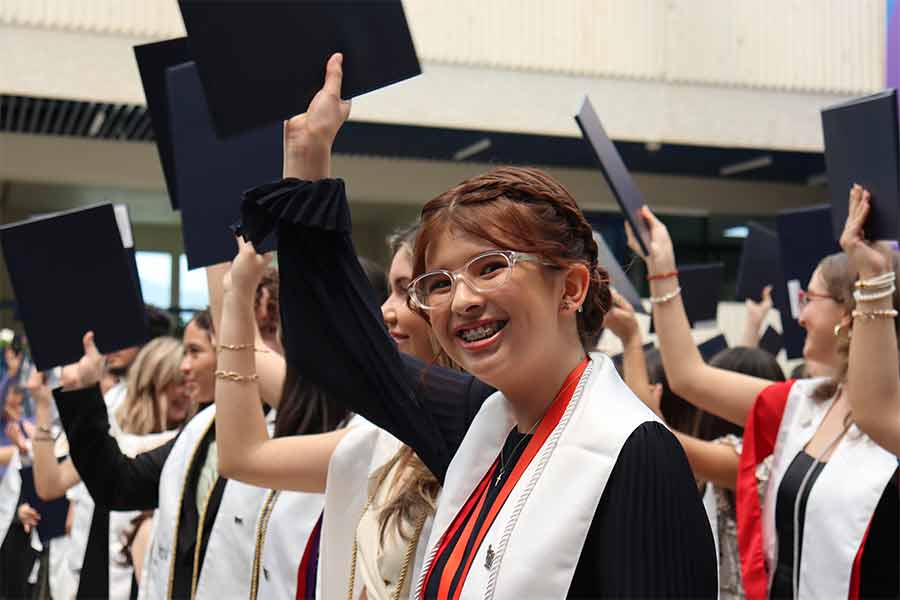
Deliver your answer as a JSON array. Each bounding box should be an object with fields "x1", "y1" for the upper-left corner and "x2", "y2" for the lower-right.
[{"x1": 495, "y1": 419, "x2": 541, "y2": 486}]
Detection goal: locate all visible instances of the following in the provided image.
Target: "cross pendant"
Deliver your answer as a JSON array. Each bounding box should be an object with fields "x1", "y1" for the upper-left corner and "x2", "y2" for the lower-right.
[{"x1": 495, "y1": 469, "x2": 503, "y2": 486}]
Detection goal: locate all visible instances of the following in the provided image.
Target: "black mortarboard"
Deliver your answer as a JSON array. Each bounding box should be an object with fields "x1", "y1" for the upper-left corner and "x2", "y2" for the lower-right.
[
  {"x1": 822, "y1": 89, "x2": 900, "y2": 240},
  {"x1": 735, "y1": 222, "x2": 783, "y2": 303},
  {"x1": 177, "y1": 0, "x2": 421, "y2": 138},
  {"x1": 166, "y1": 61, "x2": 280, "y2": 270},
  {"x1": 0, "y1": 204, "x2": 147, "y2": 370},
  {"x1": 775, "y1": 205, "x2": 840, "y2": 358},
  {"x1": 758, "y1": 325, "x2": 784, "y2": 357},
  {"x1": 698, "y1": 334, "x2": 728, "y2": 362},
  {"x1": 19, "y1": 466, "x2": 70, "y2": 543},
  {"x1": 592, "y1": 230, "x2": 646, "y2": 314},
  {"x1": 134, "y1": 37, "x2": 191, "y2": 209},
  {"x1": 575, "y1": 96, "x2": 650, "y2": 255}
]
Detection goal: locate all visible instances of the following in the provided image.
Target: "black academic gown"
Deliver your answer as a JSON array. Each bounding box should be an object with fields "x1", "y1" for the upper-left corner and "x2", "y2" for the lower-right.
[
  {"x1": 55, "y1": 388, "x2": 224, "y2": 600},
  {"x1": 238, "y1": 178, "x2": 718, "y2": 598}
]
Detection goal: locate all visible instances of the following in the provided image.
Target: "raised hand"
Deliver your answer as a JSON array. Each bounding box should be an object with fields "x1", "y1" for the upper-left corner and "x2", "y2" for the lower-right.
[
  {"x1": 17, "y1": 503, "x2": 40, "y2": 533},
  {"x1": 626, "y1": 207, "x2": 677, "y2": 276},
  {"x1": 840, "y1": 184, "x2": 892, "y2": 279},
  {"x1": 283, "y1": 53, "x2": 352, "y2": 179},
  {"x1": 26, "y1": 369, "x2": 52, "y2": 408},
  {"x1": 746, "y1": 285, "x2": 773, "y2": 325},
  {"x1": 223, "y1": 237, "x2": 274, "y2": 298},
  {"x1": 603, "y1": 289, "x2": 640, "y2": 343},
  {"x1": 59, "y1": 332, "x2": 105, "y2": 391}
]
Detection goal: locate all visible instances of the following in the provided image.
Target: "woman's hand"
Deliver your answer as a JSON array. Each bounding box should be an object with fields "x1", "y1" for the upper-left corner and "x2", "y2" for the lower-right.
[
  {"x1": 626, "y1": 207, "x2": 677, "y2": 276},
  {"x1": 840, "y1": 185, "x2": 892, "y2": 279},
  {"x1": 603, "y1": 289, "x2": 640, "y2": 344},
  {"x1": 26, "y1": 369, "x2": 52, "y2": 409},
  {"x1": 283, "y1": 53, "x2": 352, "y2": 179},
  {"x1": 223, "y1": 238, "x2": 273, "y2": 298},
  {"x1": 17, "y1": 503, "x2": 40, "y2": 533},
  {"x1": 5, "y1": 421, "x2": 28, "y2": 454},
  {"x1": 59, "y1": 332, "x2": 105, "y2": 391}
]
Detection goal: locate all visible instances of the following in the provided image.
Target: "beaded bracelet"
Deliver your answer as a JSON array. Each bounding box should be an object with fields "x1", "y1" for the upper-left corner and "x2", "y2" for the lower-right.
[
  {"x1": 215, "y1": 370, "x2": 259, "y2": 383},
  {"x1": 218, "y1": 343, "x2": 270, "y2": 353},
  {"x1": 851, "y1": 308, "x2": 899, "y2": 320},
  {"x1": 854, "y1": 271, "x2": 896, "y2": 289},
  {"x1": 647, "y1": 270, "x2": 679, "y2": 281},
  {"x1": 649, "y1": 286, "x2": 682, "y2": 305},
  {"x1": 853, "y1": 285, "x2": 895, "y2": 303}
]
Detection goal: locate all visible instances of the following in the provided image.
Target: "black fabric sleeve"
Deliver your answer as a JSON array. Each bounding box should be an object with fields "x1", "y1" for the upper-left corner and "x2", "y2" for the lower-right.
[
  {"x1": 54, "y1": 385, "x2": 175, "y2": 511},
  {"x1": 569, "y1": 422, "x2": 718, "y2": 599},
  {"x1": 239, "y1": 178, "x2": 495, "y2": 482}
]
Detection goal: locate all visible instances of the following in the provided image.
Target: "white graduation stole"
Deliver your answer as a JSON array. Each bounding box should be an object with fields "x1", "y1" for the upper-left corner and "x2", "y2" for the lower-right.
[
  {"x1": 761, "y1": 378, "x2": 897, "y2": 599},
  {"x1": 416, "y1": 356, "x2": 667, "y2": 600}
]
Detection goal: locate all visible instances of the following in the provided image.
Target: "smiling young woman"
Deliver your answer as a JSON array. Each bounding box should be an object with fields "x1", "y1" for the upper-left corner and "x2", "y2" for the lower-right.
[{"x1": 237, "y1": 53, "x2": 717, "y2": 599}]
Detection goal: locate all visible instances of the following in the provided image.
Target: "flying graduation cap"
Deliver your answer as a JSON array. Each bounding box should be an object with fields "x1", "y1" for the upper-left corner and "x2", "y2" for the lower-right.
[
  {"x1": 0, "y1": 204, "x2": 147, "y2": 370},
  {"x1": 177, "y1": 0, "x2": 422, "y2": 138},
  {"x1": 822, "y1": 89, "x2": 900, "y2": 241}
]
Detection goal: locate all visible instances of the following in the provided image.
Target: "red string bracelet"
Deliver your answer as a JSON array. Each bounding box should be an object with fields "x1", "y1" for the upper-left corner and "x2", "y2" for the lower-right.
[{"x1": 647, "y1": 270, "x2": 679, "y2": 281}]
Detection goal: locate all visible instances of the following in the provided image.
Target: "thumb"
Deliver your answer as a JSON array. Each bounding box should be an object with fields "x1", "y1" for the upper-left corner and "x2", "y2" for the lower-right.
[
  {"x1": 83, "y1": 331, "x2": 100, "y2": 358},
  {"x1": 322, "y1": 53, "x2": 344, "y2": 98}
]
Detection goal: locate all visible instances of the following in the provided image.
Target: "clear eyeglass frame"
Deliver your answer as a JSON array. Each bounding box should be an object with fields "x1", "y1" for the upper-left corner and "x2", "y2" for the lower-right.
[{"x1": 407, "y1": 249, "x2": 550, "y2": 311}]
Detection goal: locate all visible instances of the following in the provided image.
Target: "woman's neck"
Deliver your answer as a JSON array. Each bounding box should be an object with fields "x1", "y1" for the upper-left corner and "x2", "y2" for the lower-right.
[{"x1": 504, "y1": 346, "x2": 587, "y2": 433}]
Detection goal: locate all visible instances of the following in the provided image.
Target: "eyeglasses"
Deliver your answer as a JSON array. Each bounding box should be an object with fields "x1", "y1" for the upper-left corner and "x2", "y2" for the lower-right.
[
  {"x1": 797, "y1": 289, "x2": 834, "y2": 309},
  {"x1": 408, "y1": 250, "x2": 551, "y2": 311}
]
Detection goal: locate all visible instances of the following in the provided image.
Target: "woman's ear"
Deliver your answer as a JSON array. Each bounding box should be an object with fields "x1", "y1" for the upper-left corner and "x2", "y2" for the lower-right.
[{"x1": 560, "y1": 263, "x2": 591, "y2": 314}]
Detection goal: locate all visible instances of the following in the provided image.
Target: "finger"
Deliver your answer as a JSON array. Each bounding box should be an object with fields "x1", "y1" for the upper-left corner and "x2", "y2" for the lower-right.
[
  {"x1": 83, "y1": 331, "x2": 98, "y2": 356},
  {"x1": 322, "y1": 53, "x2": 344, "y2": 98},
  {"x1": 762, "y1": 285, "x2": 773, "y2": 303}
]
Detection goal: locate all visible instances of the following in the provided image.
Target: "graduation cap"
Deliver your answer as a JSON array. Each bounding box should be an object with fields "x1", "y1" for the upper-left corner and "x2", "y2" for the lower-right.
[
  {"x1": 19, "y1": 465, "x2": 70, "y2": 543},
  {"x1": 133, "y1": 37, "x2": 191, "y2": 209},
  {"x1": 758, "y1": 325, "x2": 784, "y2": 357},
  {"x1": 775, "y1": 205, "x2": 840, "y2": 359},
  {"x1": 166, "y1": 61, "x2": 280, "y2": 270},
  {"x1": 575, "y1": 97, "x2": 650, "y2": 255},
  {"x1": 822, "y1": 89, "x2": 900, "y2": 241},
  {"x1": 592, "y1": 230, "x2": 646, "y2": 314},
  {"x1": 735, "y1": 222, "x2": 783, "y2": 303},
  {"x1": 0, "y1": 204, "x2": 148, "y2": 370},
  {"x1": 698, "y1": 334, "x2": 728, "y2": 362},
  {"x1": 177, "y1": 0, "x2": 421, "y2": 138}
]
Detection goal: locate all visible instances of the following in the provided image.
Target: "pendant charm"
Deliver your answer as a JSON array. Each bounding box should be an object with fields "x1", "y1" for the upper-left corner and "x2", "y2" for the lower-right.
[
  {"x1": 485, "y1": 545, "x2": 495, "y2": 570},
  {"x1": 495, "y1": 469, "x2": 503, "y2": 486}
]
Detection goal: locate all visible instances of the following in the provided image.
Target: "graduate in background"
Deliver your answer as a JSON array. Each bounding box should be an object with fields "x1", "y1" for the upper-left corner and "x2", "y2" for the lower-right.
[
  {"x1": 236, "y1": 53, "x2": 716, "y2": 599},
  {"x1": 51, "y1": 275, "x2": 284, "y2": 600},
  {"x1": 629, "y1": 193, "x2": 899, "y2": 598}
]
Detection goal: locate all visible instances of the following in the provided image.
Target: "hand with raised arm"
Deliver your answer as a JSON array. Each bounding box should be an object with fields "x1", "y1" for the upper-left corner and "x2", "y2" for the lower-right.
[
  {"x1": 27, "y1": 370, "x2": 81, "y2": 500},
  {"x1": 283, "y1": 53, "x2": 352, "y2": 181},
  {"x1": 59, "y1": 332, "x2": 104, "y2": 392},
  {"x1": 742, "y1": 285, "x2": 773, "y2": 347},
  {"x1": 627, "y1": 207, "x2": 770, "y2": 426},
  {"x1": 841, "y1": 185, "x2": 900, "y2": 454}
]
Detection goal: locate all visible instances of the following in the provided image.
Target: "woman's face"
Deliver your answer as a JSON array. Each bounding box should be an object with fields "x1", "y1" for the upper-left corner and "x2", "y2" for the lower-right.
[
  {"x1": 798, "y1": 268, "x2": 847, "y2": 368},
  {"x1": 179, "y1": 321, "x2": 217, "y2": 406},
  {"x1": 423, "y1": 229, "x2": 566, "y2": 389},
  {"x1": 162, "y1": 378, "x2": 192, "y2": 429},
  {"x1": 382, "y1": 249, "x2": 435, "y2": 362}
]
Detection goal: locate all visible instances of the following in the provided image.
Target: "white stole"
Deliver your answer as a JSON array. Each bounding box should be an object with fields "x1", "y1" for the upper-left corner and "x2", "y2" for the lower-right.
[
  {"x1": 760, "y1": 378, "x2": 897, "y2": 599},
  {"x1": 416, "y1": 356, "x2": 664, "y2": 600},
  {"x1": 318, "y1": 425, "x2": 434, "y2": 600}
]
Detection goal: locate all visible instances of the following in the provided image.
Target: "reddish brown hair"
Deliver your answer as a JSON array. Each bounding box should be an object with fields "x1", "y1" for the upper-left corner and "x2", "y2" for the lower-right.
[{"x1": 412, "y1": 166, "x2": 612, "y2": 350}]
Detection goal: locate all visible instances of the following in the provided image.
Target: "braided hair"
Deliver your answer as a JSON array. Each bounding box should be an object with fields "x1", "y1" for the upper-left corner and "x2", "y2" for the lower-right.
[{"x1": 412, "y1": 166, "x2": 612, "y2": 351}]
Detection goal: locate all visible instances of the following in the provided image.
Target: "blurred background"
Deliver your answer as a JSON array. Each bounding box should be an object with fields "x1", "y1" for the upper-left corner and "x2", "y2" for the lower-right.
[{"x1": 0, "y1": 0, "x2": 892, "y2": 328}]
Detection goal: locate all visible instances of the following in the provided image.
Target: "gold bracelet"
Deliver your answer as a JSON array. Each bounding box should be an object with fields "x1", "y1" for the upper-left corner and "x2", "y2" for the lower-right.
[
  {"x1": 218, "y1": 343, "x2": 270, "y2": 353},
  {"x1": 215, "y1": 370, "x2": 259, "y2": 383},
  {"x1": 851, "y1": 308, "x2": 899, "y2": 320},
  {"x1": 854, "y1": 272, "x2": 895, "y2": 289}
]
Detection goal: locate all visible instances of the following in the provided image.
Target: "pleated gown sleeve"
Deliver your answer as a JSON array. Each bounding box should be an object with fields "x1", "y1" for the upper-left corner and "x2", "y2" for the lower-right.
[
  {"x1": 568, "y1": 422, "x2": 719, "y2": 598},
  {"x1": 238, "y1": 178, "x2": 495, "y2": 482},
  {"x1": 54, "y1": 384, "x2": 175, "y2": 511}
]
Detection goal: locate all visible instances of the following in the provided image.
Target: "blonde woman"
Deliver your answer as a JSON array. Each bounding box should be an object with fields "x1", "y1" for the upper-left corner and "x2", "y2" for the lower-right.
[{"x1": 28, "y1": 336, "x2": 190, "y2": 599}]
